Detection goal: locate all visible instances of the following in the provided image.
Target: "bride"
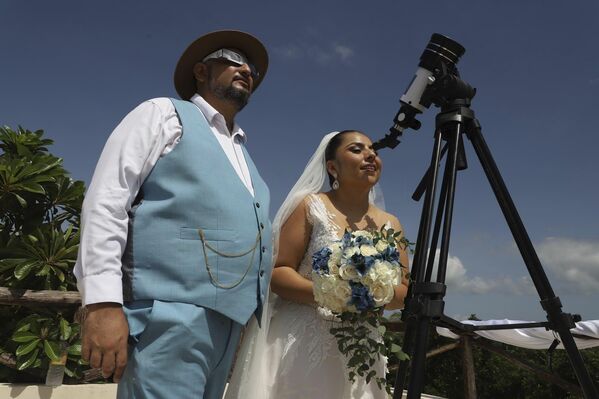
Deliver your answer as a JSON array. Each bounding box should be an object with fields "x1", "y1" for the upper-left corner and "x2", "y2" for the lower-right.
[{"x1": 225, "y1": 130, "x2": 410, "y2": 399}]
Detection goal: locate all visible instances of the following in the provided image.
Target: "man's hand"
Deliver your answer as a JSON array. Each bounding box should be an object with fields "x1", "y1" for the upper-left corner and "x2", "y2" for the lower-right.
[{"x1": 81, "y1": 303, "x2": 129, "y2": 382}]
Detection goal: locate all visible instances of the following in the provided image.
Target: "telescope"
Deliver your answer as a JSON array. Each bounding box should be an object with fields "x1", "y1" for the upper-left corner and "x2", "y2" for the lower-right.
[
  {"x1": 382, "y1": 33, "x2": 599, "y2": 399},
  {"x1": 373, "y1": 34, "x2": 475, "y2": 151}
]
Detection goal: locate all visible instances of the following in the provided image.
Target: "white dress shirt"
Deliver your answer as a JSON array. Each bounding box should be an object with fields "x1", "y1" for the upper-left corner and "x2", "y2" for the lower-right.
[{"x1": 74, "y1": 94, "x2": 254, "y2": 306}]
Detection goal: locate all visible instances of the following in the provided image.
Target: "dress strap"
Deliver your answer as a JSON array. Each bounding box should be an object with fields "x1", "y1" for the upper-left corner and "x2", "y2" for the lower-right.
[{"x1": 305, "y1": 194, "x2": 342, "y2": 236}]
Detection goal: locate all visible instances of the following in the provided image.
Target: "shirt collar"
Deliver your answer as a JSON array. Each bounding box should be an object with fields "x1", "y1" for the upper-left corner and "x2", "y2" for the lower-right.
[{"x1": 190, "y1": 94, "x2": 247, "y2": 143}]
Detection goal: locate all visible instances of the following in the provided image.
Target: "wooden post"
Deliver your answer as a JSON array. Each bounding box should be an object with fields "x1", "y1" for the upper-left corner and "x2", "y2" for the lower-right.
[{"x1": 462, "y1": 335, "x2": 478, "y2": 399}]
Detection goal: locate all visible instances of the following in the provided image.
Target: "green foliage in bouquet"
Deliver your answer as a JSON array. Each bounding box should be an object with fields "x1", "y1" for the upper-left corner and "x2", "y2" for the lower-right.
[
  {"x1": 0, "y1": 126, "x2": 86, "y2": 382},
  {"x1": 331, "y1": 309, "x2": 409, "y2": 394}
]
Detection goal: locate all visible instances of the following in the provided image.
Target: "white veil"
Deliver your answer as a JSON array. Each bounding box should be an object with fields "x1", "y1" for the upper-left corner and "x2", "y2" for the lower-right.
[{"x1": 224, "y1": 131, "x2": 385, "y2": 399}]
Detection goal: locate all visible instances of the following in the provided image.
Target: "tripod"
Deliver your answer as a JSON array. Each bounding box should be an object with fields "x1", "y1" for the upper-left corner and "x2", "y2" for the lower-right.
[{"x1": 391, "y1": 98, "x2": 599, "y2": 399}]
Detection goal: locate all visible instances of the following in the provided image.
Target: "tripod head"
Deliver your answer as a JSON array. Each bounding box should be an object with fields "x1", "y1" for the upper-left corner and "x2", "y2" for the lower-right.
[{"x1": 373, "y1": 34, "x2": 476, "y2": 151}]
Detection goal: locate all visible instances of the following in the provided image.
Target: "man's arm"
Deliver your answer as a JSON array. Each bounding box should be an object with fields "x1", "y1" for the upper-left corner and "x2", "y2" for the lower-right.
[{"x1": 75, "y1": 98, "x2": 180, "y2": 381}]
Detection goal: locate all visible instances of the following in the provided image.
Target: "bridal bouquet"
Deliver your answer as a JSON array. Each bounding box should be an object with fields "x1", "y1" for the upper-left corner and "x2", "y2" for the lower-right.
[{"x1": 311, "y1": 227, "x2": 409, "y2": 393}]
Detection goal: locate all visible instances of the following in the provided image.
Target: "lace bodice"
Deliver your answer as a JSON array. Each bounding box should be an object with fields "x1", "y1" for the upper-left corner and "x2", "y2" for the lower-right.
[{"x1": 297, "y1": 194, "x2": 341, "y2": 279}]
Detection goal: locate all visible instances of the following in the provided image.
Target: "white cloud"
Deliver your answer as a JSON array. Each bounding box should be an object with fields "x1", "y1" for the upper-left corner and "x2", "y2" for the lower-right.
[
  {"x1": 276, "y1": 45, "x2": 302, "y2": 60},
  {"x1": 427, "y1": 250, "x2": 534, "y2": 295},
  {"x1": 538, "y1": 237, "x2": 599, "y2": 294},
  {"x1": 333, "y1": 44, "x2": 354, "y2": 62},
  {"x1": 274, "y1": 41, "x2": 355, "y2": 65}
]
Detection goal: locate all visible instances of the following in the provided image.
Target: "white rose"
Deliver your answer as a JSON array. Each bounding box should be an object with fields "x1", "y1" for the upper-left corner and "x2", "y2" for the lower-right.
[
  {"x1": 313, "y1": 274, "x2": 335, "y2": 305},
  {"x1": 333, "y1": 280, "x2": 352, "y2": 303},
  {"x1": 330, "y1": 243, "x2": 343, "y2": 263},
  {"x1": 313, "y1": 275, "x2": 352, "y2": 312},
  {"x1": 327, "y1": 244, "x2": 342, "y2": 275},
  {"x1": 338, "y1": 264, "x2": 360, "y2": 281},
  {"x1": 343, "y1": 246, "x2": 359, "y2": 259},
  {"x1": 375, "y1": 240, "x2": 389, "y2": 253},
  {"x1": 360, "y1": 245, "x2": 378, "y2": 257},
  {"x1": 370, "y1": 281, "x2": 395, "y2": 307},
  {"x1": 365, "y1": 262, "x2": 398, "y2": 287},
  {"x1": 327, "y1": 259, "x2": 339, "y2": 275},
  {"x1": 326, "y1": 297, "x2": 347, "y2": 313}
]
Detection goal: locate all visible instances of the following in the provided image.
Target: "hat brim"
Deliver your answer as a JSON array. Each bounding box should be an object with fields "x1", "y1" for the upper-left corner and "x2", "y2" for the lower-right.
[{"x1": 174, "y1": 30, "x2": 268, "y2": 100}]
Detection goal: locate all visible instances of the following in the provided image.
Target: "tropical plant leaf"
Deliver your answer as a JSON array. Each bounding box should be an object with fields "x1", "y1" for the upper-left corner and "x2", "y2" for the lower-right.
[
  {"x1": 17, "y1": 348, "x2": 40, "y2": 370},
  {"x1": 12, "y1": 193, "x2": 27, "y2": 207},
  {"x1": 391, "y1": 343, "x2": 403, "y2": 353},
  {"x1": 12, "y1": 331, "x2": 39, "y2": 343},
  {"x1": 43, "y1": 340, "x2": 61, "y2": 362},
  {"x1": 67, "y1": 344, "x2": 81, "y2": 356},
  {"x1": 16, "y1": 338, "x2": 41, "y2": 356},
  {"x1": 17, "y1": 182, "x2": 46, "y2": 195},
  {"x1": 13, "y1": 260, "x2": 38, "y2": 280},
  {"x1": 59, "y1": 319, "x2": 71, "y2": 341}
]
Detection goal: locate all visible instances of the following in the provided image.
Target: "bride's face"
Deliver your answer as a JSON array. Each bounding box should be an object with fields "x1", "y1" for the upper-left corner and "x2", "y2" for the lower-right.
[{"x1": 327, "y1": 132, "x2": 382, "y2": 189}]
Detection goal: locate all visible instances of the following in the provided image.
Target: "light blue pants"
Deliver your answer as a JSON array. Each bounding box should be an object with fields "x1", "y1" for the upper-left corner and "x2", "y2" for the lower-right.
[{"x1": 117, "y1": 300, "x2": 242, "y2": 399}]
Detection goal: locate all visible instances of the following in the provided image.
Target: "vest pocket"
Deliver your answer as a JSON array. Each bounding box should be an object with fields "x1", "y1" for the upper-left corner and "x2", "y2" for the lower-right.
[{"x1": 179, "y1": 227, "x2": 237, "y2": 241}]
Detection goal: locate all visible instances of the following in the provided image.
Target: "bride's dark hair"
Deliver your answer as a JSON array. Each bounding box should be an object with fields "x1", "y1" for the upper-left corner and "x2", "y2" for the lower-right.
[{"x1": 324, "y1": 130, "x2": 365, "y2": 187}]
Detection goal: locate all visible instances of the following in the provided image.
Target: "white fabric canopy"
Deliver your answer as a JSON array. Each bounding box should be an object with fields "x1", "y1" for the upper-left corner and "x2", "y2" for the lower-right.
[{"x1": 436, "y1": 319, "x2": 599, "y2": 350}]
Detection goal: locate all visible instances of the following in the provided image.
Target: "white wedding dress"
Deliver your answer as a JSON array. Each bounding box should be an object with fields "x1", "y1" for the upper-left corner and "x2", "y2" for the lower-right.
[{"x1": 226, "y1": 194, "x2": 388, "y2": 399}]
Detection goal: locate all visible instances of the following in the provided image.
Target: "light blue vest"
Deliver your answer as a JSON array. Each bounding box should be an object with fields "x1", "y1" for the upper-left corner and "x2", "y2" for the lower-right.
[{"x1": 122, "y1": 99, "x2": 272, "y2": 325}]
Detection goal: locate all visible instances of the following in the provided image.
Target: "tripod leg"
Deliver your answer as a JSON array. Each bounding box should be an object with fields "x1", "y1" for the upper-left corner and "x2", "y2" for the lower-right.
[
  {"x1": 406, "y1": 122, "x2": 463, "y2": 399},
  {"x1": 394, "y1": 129, "x2": 445, "y2": 399},
  {"x1": 436, "y1": 131, "x2": 464, "y2": 282},
  {"x1": 425, "y1": 156, "x2": 451, "y2": 282},
  {"x1": 467, "y1": 120, "x2": 599, "y2": 398}
]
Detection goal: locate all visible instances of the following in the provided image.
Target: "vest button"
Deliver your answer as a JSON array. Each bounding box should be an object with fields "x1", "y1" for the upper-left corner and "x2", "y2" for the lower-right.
[
  {"x1": 261, "y1": 246, "x2": 266, "y2": 253},
  {"x1": 255, "y1": 202, "x2": 260, "y2": 208},
  {"x1": 260, "y1": 222, "x2": 264, "y2": 229},
  {"x1": 259, "y1": 270, "x2": 264, "y2": 277}
]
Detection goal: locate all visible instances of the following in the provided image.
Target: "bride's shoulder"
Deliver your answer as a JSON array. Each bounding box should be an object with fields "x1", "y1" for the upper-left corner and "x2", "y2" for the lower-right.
[
  {"x1": 283, "y1": 194, "x2": 325, "y2": 227},
  {"x1": 372, "y1": 207, "x2": 404, "y2": 233}
]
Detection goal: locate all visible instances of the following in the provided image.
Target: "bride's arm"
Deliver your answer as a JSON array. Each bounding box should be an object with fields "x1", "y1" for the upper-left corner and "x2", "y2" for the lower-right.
[
  {"x1": 386, "y1": 216, "x2": 410, "y2": 310},
  {"x1": 270, "y1": 199, "x2": 317, "y2": 306}
]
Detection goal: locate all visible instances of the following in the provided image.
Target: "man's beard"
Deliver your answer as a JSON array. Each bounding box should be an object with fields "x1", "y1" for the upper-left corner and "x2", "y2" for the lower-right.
[{"x1": 207, "y1": 71, "x2": 250, "y2": 111}]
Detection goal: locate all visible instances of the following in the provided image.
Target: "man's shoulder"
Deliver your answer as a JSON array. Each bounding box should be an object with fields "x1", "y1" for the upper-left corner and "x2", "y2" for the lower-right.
[
  {"x1": 143, "y1": 97, "x2": 177, "y2": 109},
  {"x1": 123, "y1": 97, "x2": 178, "y2": 120}
]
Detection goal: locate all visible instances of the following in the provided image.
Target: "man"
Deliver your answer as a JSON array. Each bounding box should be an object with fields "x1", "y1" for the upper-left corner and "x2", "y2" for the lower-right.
[{"x1": 74, "y1": 30, "x2": 272, "y2": 399}]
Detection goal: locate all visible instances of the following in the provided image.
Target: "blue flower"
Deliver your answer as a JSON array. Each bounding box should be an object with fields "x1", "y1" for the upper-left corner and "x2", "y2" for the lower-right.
[
  {"x1": 353, "y1": 235, "x2": 373, "y2": 246},
  {"x1": 364, "y1": 255, "x2": 376, "y2": 270},
  {"x1": 349, "y1": 282, "x2": 375, "y2": 311},
  {"x1": 312, "y1": 247, "x2": 332, "y2": 274},
  {"x1": 383, "y1": 246, "x2": 400, "y2": 264},
  {"x1": 341, "y1": 231, "x2": 353, "y2": 248},
  {"x1": 348, "y1": 253, "x2": 366, "y2": 276},
  {"x1": 348, "y1": 253, "x2": 376, "y2": 276}
]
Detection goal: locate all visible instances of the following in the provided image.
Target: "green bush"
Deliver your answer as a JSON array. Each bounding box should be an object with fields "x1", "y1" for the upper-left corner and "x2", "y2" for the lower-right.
[{"x1": 0, "y1": 126, "x2": 86, "y2": 383}]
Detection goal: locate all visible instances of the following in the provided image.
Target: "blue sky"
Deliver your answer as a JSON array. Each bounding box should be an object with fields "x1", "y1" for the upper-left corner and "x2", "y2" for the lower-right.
[{"x1": 2, "y1": 1, "x2": 598, "y2": 322}]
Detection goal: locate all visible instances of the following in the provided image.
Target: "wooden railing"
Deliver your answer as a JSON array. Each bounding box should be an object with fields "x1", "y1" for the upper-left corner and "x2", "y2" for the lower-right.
[
  {"x1": 0, "y1": 287, "x2": 81, "y2": 307},
  {"x1": 0, "y1": 288, "x2": 587, "y2": 393}
]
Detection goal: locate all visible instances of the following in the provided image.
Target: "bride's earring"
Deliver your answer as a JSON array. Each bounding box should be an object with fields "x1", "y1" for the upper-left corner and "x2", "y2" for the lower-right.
[{"x1": 332, "y1": 174, "x2": 340, "y2": 190}]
